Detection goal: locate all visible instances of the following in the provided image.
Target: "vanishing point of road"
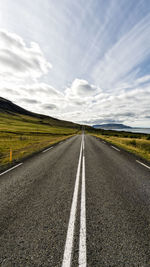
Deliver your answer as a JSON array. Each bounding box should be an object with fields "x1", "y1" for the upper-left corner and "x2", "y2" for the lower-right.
[{"x1": 0, "y1": 134, "x2": 150, "y2": 266}]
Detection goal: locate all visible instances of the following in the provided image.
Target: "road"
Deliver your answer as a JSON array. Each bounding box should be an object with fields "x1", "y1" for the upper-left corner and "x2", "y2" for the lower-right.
[{"x1": 0, "y1": 134, "x2": 150, "y2": 266}]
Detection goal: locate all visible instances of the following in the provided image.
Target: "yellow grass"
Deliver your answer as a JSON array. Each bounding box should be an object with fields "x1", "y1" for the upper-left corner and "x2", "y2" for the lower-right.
[
  {"x1": 91, "y1": 134, "x2": 150, "y2": 162},
  {"x1": 0, "y1": 133, "x2": 75, "y2": 168}
]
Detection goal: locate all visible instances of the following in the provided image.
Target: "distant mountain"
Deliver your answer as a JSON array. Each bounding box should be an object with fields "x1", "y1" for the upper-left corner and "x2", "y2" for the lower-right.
[
  {"x1": 93, "y1": 123, "x2": 132, "y2": 129},
  {"x1": 0, "y1": 97, "x2": 80, "y2": 129}
]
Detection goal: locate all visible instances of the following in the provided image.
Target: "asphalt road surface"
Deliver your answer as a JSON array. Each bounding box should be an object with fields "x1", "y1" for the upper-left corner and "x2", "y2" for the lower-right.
[{"x1": 0, "y1": 134, "x2": 150, "y2": 266}]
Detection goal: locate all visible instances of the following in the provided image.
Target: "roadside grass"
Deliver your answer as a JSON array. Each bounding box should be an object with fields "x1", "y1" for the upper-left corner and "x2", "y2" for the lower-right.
[
  {"x1": 0, "y1": 112, "x2": 80, "y2": 171},
  {"x1": 91, "y1": 132, "x2": 150, "y2": 162}
]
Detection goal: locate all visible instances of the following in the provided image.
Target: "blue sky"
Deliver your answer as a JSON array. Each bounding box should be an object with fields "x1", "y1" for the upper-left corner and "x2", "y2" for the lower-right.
[{"x1": 0, "y1": 0, "x2": 150, "y2": 126}]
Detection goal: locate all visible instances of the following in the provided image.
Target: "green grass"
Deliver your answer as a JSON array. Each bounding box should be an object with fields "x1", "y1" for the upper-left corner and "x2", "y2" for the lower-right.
[
  {"x1": 89, "y1": 129, "x2": 150, "y2": 162},
  {"x1": 0, "y1": 112, "x2": 80, "y2": 170}
]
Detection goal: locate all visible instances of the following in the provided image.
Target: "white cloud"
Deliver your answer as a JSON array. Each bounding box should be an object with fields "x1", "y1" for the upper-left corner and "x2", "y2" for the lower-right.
[
  {"x1": 0, "y1": 29, "x2": 52, "y2": 82},
  {"x1": 0, "y1": 29, "x2": 60, "y2": 114},
  {"x1": 0, "y1": 83, "x2": 64, "y2": 118},
  {"x1": 22, "y1": 83, "x2": 63, "y2": 97},
  {"x1": 66, "y1": 79, "x2": 99, "y2": 98}
]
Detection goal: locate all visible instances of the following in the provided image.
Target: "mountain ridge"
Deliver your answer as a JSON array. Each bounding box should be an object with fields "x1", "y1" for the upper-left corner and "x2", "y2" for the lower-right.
[{"x1": 93, "y1": 123, "x2": 132, "y2": 129}]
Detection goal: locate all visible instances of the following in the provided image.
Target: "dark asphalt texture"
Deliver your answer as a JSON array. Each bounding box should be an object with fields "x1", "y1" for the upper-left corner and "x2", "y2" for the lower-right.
[{"x1": 0, "y1": 134, "x2": 150, "y2": 266}]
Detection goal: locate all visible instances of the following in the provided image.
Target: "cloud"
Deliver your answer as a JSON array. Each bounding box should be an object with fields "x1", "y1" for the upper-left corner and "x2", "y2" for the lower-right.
[
  {"x1": 3, "y1": 88, "x2": 20, "y2": 95},
  {"x1": 1, "y1": 70, "x2": 150, "y2": 127},
  {"x1": 65, "y1": 79, "x2": 99, "y2": 100},
  {"x1": 0, "y1": 29, "x2": 52, "y2": 82},
  {"x1": 42, "y1": 103, "x2": 57, "y2": 110},
  {"x1": 23, "y1": 83, "x2": 63, "y2": 97},
  {"x1": 61, "y1": 79, "x2": 150, "y2": 127},
  {"x1": 20, "y1": 98, "x2": 40, "y2": 104},
  {"x1": 72, "y1": 79, "x2": 98, "y2": 96},
  {"x1": 0, "y1": 82, "x2": 63, "y2": 108},
  {"x1": 92, "y1": 13, "x2": 150, "y2": 89},
  {"x1": 0, "y1": 29, "x2": 62, "y2": 114}
]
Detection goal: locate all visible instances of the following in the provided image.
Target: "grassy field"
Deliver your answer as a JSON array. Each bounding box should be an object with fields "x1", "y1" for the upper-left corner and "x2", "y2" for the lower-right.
[
  {"x1": 90, "y1": 130, "x2": 150, "y2": 162},
  {"x1": 0, "y1": 112, "x2": 80, "y2": 171}
]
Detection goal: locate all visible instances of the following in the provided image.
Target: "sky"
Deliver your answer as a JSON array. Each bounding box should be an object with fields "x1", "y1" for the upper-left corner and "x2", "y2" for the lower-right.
[{"x1": 0, "y1": 0, "x2": 150, "y2": 127}]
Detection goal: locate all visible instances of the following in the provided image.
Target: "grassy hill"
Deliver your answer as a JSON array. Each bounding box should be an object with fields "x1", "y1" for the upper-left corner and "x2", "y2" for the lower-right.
[{"x1": 0, "y1": 97, "x2": 81, "y2": 170}]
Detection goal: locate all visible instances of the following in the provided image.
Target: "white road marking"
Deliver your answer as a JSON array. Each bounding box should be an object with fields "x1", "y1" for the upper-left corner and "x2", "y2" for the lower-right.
[
  {"x1": 82, "y1": 134, "x2": 85, "y2": 151},
  {"x1": 0, "y1": 163, "x2": 23, "y2": 176},
  {"x1": 42, "y1": 146, "x2": 53, "y2": 153},
  {"x1": 79, "y1": 139, "x2": 87, "y2": 266},
  {"x1": 62, "y1": 137, "x2": 83, "y2": 267},
  {"x1": 111, "y1": 145, "x2": 120, "y2": 152},
  {"x1": 136, "y1": 160, "x2": 150, "y2": 170}
]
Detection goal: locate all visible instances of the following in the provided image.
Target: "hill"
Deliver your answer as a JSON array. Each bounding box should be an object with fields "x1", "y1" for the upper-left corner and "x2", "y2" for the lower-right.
[
  {"x1": 93, "y1": 123, "x2": 131, "y2": 130},
  {"x1": 0, "y1": 97, "x2": 80, "y2": 129}
]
